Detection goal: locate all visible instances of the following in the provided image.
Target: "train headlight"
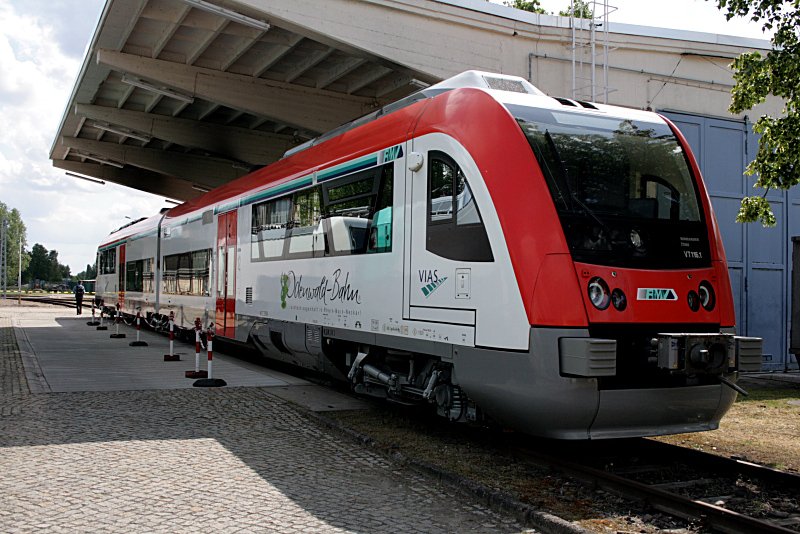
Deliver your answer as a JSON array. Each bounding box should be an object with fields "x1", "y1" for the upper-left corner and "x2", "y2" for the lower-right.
[
  {"x1": 698, "y1": 281, "x2": 715, "y2": 311},
  {"x1": 588, "y1": 277, "x2": 610, "y2": 310},
  {"x1": 611, "y1": 288, "x2": 627, "y2": 311},
  {"x1": 687, "y1": 290, "x2": 700, "y2": 312}
]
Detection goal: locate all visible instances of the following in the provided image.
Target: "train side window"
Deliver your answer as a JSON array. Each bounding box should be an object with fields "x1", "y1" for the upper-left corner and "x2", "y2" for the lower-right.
[
  {"x1": 288, "y1": 187, "x2": 324, "y2": 258},
  {"x1": 98, "y1": 248, "x2": 116, "y2": 274},
  {"x1": 426, "y1": 152, "x2": 493, "y2": 262},
  {"x1": 321, "y1": 163, "x2": 393, "y2": 256},
  {"x1": 369, "y1": 165, "x2": 393, "y2": 254},
  {"x1": 162, "y1": 249, "x2": 211, "y2": 296},
  {"x1": 125, "y1": 260, "x2": 143, "y2": 292},
  {"x1": 251, "y1": 197, "x2": 291, "y2": 262},
  {"x1": 142, "y1": 258, "x2": 154, "y2": 293}
]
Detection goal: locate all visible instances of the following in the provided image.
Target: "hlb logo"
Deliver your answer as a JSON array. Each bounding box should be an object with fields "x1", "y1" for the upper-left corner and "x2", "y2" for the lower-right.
[
  {"x1": 382, "y1": 145, "x2": 403, "y2": 163},
  {"x1": 637, "y1": 288, "x2": 678, "y2": 301}
]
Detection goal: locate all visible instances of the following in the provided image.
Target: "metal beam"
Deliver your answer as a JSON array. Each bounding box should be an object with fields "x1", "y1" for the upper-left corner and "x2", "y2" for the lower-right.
[
  {"x1": 228, "y1": 0, "x2": 446, "y2": 80},
  {"x1": 60, "y1": 136, "x2": 247, "y2": 188},
  {"x1": 49, "y1": 0, "x2": 149, "y2": 161},
  {"x1": 53, "y1": 160, "x2": 201, "y2": 201},
  {"x1": 75, "y1": 103, "x2": 295, "y2": 164},
  {"x1": 96, "y1": 49, "x2": 377, "y2": 133}
]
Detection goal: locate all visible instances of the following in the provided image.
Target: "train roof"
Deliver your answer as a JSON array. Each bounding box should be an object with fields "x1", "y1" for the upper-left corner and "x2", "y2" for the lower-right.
[
  {"x1": 100, "y1": 211, "x2": 165, "y2": 249},
  {"x1": 162, "y1": 70, "x2": 665, "y2": 222}
]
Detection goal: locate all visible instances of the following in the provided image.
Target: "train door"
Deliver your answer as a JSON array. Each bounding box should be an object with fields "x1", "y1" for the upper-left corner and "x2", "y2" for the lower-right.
[
  {"x1": 117, "y1": 244, "x2": 126, "y2": 308},
  {"x1": 405, "y1": 137, "x2": 490, "y2": 327},
  {"x1": 215, "y1": 211, "x2": 237, "y2": 338}
]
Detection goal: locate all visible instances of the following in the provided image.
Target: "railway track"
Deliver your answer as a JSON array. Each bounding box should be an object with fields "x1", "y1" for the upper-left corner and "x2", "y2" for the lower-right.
[
  {"x1": 515, "y1": 438, "x2": 800, "y2": 533},
  {"x1": 16, "y1": 295, "x2": 81, "y2": 309}
]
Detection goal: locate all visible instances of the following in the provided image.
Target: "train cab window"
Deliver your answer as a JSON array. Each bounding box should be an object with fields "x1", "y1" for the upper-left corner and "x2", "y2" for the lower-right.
[
  {"x1": 251, "y1": 197, "x2": 291, "y2": 262},
  {"x1": 427, "y1": 152, "x2": 493, "y2": 262}
]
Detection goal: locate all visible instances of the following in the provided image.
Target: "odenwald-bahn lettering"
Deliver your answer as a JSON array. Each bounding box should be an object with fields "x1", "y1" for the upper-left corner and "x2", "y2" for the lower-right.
[{"x1": 285, "y1": 269, "x2": 362, "y2": 305}]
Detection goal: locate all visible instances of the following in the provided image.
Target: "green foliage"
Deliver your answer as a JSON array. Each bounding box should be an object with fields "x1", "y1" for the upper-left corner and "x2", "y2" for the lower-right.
[
  {"x1": 712, "y1": 0, "x2": 800, "y2": 227},
  {"x1": 0, "y1": 202, "x2": 28, "y2": 287},
  {"x1": 76, "y1": 262, "x2": 97, "y2": 281},
  {"x1": 736, "y1": 195, "x2": 777, "y2": 226},
  {"x1": 559, "y1": 0, "x2": 594, "y2": 18},
  {"x1": 503, "y1": 0, "x2": 547, "y2": 14},
  {"x1": 25, "y1": 243, "x2": 71, "y2": 283}
]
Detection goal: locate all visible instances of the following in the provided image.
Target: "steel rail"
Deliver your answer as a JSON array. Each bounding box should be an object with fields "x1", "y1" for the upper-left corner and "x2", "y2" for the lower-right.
[
  {"x1": 516, "y1": 447, "x2": 797, "y2": 534},
  {"x1": 640, "y1": 439, "x2": 800, "y2": 489}
]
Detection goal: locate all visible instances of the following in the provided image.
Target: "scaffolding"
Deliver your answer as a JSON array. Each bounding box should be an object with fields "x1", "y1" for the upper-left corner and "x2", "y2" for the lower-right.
[{"x1": 570, "y1": 0, "x2": 616, "y2": 103}]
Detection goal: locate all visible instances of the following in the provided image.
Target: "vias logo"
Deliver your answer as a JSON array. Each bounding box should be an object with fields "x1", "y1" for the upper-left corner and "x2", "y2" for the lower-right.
[{"x1": 419, "y1": 269, "x2": 447, "y2": 298}]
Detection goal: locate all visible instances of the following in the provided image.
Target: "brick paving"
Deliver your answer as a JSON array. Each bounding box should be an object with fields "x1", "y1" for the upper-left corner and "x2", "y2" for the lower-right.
[{"x1": 0, "y1": 308, "x2": 536, "y2": 533}]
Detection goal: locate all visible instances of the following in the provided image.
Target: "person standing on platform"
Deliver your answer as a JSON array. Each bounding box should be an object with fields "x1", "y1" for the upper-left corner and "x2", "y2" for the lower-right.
[{"x1": 74, "y1": 282, "x2": 85, "y2": 315}]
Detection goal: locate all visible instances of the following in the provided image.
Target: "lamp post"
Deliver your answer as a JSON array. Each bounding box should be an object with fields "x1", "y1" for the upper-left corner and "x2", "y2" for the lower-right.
[{"x1": 18, "y1": 238, "x2": 22, "y2": 305}]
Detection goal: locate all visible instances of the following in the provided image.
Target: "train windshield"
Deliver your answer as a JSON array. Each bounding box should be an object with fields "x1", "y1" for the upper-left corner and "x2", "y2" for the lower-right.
[{"x1": 511, "y1": 104, "x2": 710, "y2": 268}]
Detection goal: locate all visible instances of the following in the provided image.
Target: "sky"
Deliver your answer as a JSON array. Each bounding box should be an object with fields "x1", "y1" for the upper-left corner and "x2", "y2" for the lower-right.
[{"x1": 0, "y1": 0, "x2": 774, "y2": 276}]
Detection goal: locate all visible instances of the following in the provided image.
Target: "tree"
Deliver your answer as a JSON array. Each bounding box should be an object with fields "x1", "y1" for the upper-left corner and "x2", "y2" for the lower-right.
[
  {"x1": 47, "y1": 250, "x2": 70, "y2": 281},
  {"x1": 0, "y1": 202, "x2": 28, "y2": 288},
  {"x1": 26, "y1": 244, "x2": 51, "y2": 283},
  {"x1": 503, "y1": 0, "x2": 547, "y2": 14},
  {"x1": 710, "y1": 0, "x2": 800, "y2": 227},
  {"x1": 23, "y1": 243, "x2": 71, "y2": 283},
  {"x1": 560, "y1": 0, "x2": 594, "y2": 18},
  {"x1": 76, "y1": 262, "x2": 97, "y2": 281}
]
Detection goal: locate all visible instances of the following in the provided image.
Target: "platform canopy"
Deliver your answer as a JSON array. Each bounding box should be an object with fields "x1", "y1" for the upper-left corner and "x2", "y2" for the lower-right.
[{"x1": 49, "y1": 0, "x2": 442, "y2": 201}]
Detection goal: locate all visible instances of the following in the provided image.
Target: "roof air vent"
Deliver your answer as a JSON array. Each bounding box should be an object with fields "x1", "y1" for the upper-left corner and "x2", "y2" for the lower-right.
[
  {"x1": 576, "y1": 100, "x2": 598, "y2": 109},
  {"x1": 554, "y1": 97, "x2": 578, "y2": 107}
]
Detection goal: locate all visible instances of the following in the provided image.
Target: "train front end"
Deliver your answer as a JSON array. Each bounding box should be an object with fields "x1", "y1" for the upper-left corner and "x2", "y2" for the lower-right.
[
  {"x1": 446, "y1": 85, "x2": 766, "y2": 439},
  {"x1": 514, "y1": 100, "x2": 763, "y2": 438}
]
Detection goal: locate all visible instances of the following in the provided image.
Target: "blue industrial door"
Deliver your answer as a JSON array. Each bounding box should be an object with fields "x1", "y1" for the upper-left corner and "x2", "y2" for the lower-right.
[{"x1": 664, "y1": 111, "x2": 793, "y2": 370}]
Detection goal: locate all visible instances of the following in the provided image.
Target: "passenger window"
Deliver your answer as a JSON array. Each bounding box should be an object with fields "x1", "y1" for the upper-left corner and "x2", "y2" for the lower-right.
[
  {"x1": 247, "y1": 162, "x2": 394, "y2": 261},
  {"x1": 162, "y1": 249, "x2": 211, "y2": 296},
  {"x1": 288, "y1": 187, "x2": 324, "y2": 257},
  {"x1": 322, "y1": 163, "x2": 393, "y2": 256},
  {"x1": 426, "y1": 152, "x2": 493, "y2": 262},
  {"x1": 251, "y1": 197, "x2": 290, "y2": 261},
  {"x1": 98, "y1": 248, "x2": 116, "y2": 274}
]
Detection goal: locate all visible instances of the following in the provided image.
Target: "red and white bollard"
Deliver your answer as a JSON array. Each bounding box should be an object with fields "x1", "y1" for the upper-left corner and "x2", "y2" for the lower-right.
[
  {"x1": 110, "y1": 303, "x2": 126, "y2": 339},
  {"x1": 87, "y1": 301, "x2": 100, "y2": 326},
  {"x1": 193, "y1": 324, "x2": 226, "y2": 388},
  {"x1": 164, "y1": 311, "x2": 180, "y2": 361},
  {"x1": 96, "y1": 302, "x2": 107, "y2": 331},
  {"x1": 185, "y1": 318, "x2": 207, "y2": 379},
  {"x1": 129, "y1": 309, "x2": 148, "y2": 346}
]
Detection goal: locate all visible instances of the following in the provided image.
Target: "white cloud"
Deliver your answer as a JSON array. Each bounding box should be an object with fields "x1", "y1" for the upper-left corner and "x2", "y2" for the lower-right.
[{"x1": 0, "y1": 2, "x2": 165, "y2": 275}]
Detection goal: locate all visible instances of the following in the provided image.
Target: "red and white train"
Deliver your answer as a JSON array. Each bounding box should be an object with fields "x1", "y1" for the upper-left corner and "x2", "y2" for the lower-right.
[{"x1": 96, "y1": 71, "x2": 762, "y2": 439}]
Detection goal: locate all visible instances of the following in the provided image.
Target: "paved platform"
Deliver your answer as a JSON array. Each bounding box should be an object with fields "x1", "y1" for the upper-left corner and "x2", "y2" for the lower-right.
[
  {"x1": 9, "y1": 307, "x2": 366, "y2": 412},
  {"x1": 0, "y1": 306, "x2": 534, "y2": 533}
]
